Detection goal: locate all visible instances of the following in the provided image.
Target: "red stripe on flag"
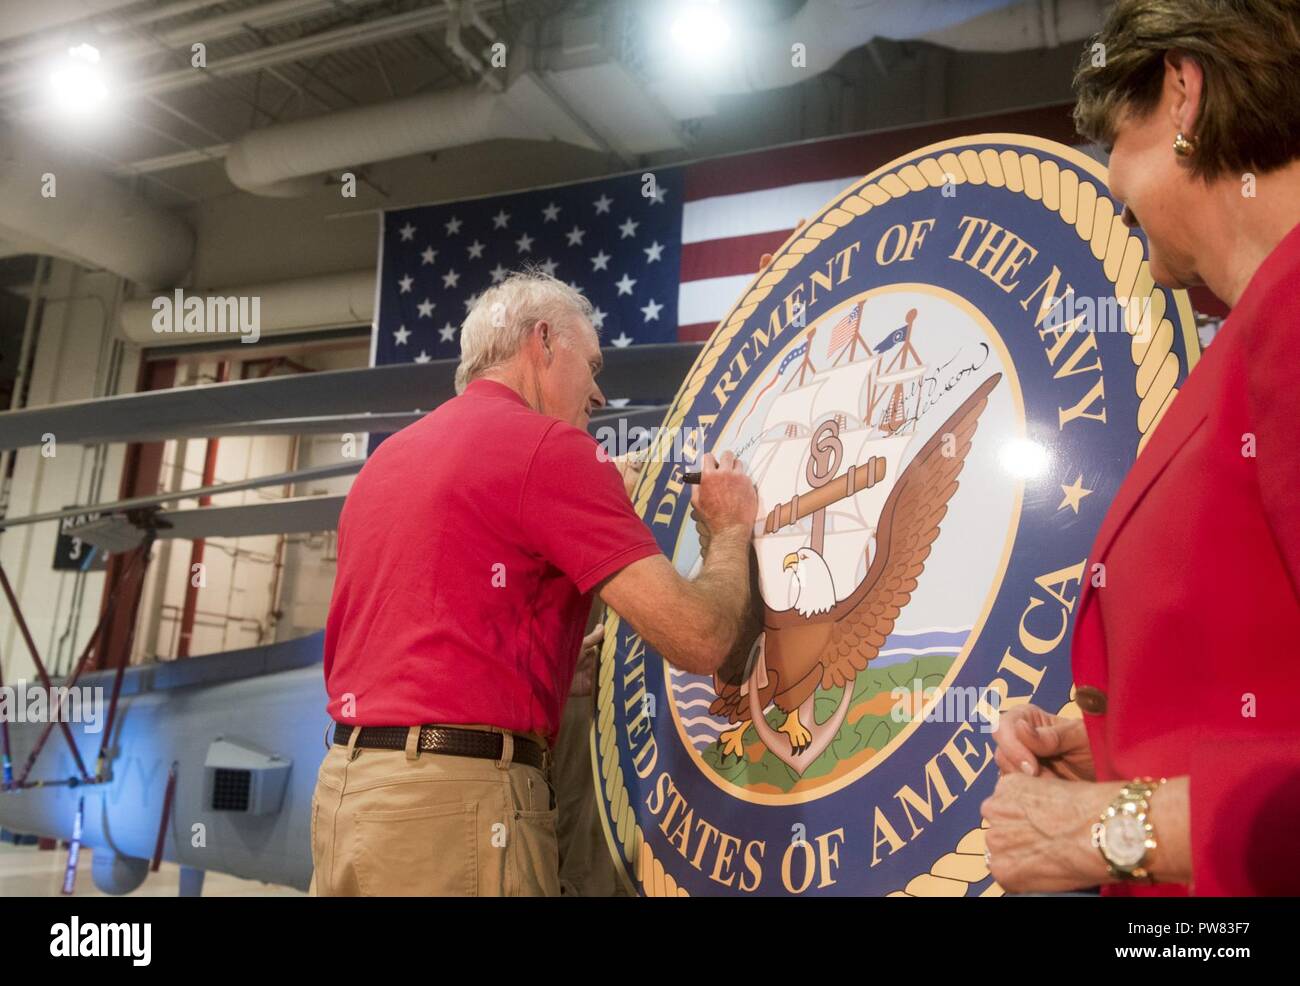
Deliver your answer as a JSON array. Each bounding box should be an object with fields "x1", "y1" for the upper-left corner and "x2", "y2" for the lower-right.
[
  {"x1": 678, "y1": 321, "x2": 718, "y2": 342},
  {"x1": 828, "y1": 305, "x2": 860, "y2": 353},
  {"x1": 684, "y1": 103, "x2": 1081, "y2": 201},
  {"x1": 681, "y1": 230, "x2": 792, "y2": 281}
]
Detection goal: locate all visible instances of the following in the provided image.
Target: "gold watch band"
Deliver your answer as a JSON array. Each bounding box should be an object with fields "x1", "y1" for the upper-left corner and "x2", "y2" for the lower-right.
[{"x1": 1096, "y1": 776, "x2": 1166, "y2": 882}]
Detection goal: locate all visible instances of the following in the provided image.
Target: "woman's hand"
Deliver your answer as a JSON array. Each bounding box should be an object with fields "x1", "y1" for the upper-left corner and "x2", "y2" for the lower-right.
[
  {"x1": 991, "y1": 703, "x2": 1095, "y2": 781},
  {"x1": 981, "y1": 773, "x2": 1119, "y2": 893}
]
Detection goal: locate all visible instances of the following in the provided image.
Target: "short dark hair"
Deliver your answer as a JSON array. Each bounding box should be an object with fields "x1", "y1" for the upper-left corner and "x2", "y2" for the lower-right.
[{"x1": 1073, "y1": 0, "x2": 1300, "y2": 179}]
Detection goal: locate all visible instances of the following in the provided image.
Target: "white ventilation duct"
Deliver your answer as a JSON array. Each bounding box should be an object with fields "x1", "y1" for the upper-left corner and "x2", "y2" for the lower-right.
[
  {"x1": 694, "y1": 0, "x2": 1021, "y2": 95},
  {"x1": 921, "y1": 0, "x2": 1109, "y2": 51},
  {"x1": 0, "y1": 237, "x2": 35, "y2": 259},
  {"x1": 225, "y1": 72, "x2": 601, "y2": 197},
  {"x1": 0, "y1": 128, "x2": 193, "y2": 287},
  {"x1": 214, "y1": 0, "x2": 1104, "y2": 199},
  {"x1": 117, "y1": 269, "x2": 376, "y2": 345},
  {"x1": 648, "y1": 0, "x2": 1102, "y2": 116}
]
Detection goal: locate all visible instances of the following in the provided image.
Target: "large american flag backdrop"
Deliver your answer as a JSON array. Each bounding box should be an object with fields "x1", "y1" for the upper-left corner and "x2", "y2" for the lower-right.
[{"x1": 373, "y1": 105, "x2": 1084, "y2": 375}]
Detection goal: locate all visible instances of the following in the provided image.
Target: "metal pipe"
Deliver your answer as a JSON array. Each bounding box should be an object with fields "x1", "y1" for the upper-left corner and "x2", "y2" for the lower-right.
[
  {"x1": 0, "y1": 255, "x2": 47, "y2": 518},
  {"x1": 110, "y1": 0, "x2": 389, "y2": 64},
  {"x1": 94, "y1": 534, "x2": 156, "y2": 778},
  {"x1": 0, "y1": 562, "x2": 94, "y2": 783},
  {"x1": 104, "y1": 0, "x2": 233, "y2": 32},
  {"x1": 1, "y1": 460, "x2": 365, "y2": 530},
  {"x1": 150, "y1": 762, "x2": 178, "y2": 870},
  {"x1": 36, "y1": 0, "x2": 235, "y2": 58},
  {"x1": 177, "y1": 360, "x2": 227, "y2": 658},
  {"x1": 122, "y1": 5, "x2": 479, "y2": 100}
]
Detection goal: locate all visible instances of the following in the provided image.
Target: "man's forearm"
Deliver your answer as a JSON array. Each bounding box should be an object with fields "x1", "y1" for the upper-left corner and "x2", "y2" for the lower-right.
[{"x1": 689, "y1": 525, "x2": 759, "y2": 659}]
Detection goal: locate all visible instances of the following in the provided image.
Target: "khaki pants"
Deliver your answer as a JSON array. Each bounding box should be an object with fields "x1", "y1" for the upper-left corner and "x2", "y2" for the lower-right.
[{"x1": 309, "y1": 727, "x2": 560, "y2": 896}]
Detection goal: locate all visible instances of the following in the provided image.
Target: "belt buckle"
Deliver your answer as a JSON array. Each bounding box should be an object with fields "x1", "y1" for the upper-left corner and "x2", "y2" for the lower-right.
[{"x1": 540, "y1": 745, "x2": 553, "y2": 772}]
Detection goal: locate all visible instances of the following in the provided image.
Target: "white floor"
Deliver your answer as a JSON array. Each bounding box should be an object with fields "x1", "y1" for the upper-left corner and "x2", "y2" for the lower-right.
[{"x1": 0, "y1": 841, "x2": 306, "y2": 897}]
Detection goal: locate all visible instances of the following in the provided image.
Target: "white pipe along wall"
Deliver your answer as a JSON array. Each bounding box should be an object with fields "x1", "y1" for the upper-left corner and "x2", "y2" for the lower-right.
[
  {"x1": 223, "y1": 71, "x2": 601, "y2": 196},
  {"x1": 116, "y1": 269, "x2": 376, "y2": 345}
]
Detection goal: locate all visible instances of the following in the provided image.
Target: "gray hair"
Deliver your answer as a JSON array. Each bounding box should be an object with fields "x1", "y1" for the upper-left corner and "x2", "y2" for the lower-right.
[{"x1": 454, "y1": 268, "x2": 596, "y2": 393}]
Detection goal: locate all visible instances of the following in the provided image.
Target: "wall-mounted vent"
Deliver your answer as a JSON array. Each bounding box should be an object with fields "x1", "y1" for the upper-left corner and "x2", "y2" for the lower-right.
[
  {"x1": 211, "y1": 768, "x2": 252, "y2": 811},
  {"x1": 203, "y1": 738, "x2": 291, "y2": 815}
]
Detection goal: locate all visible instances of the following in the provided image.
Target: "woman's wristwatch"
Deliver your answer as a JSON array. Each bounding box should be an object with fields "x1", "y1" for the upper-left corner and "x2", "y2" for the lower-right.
[{"x1": 1091, "y1": 777, "x2": 1166, "y2": 882}]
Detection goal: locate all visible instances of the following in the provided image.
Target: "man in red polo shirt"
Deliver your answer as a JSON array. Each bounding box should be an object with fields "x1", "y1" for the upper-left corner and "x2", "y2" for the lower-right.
[{"x1": 310, "y1": 270, "x2": 758, "y2": 896}]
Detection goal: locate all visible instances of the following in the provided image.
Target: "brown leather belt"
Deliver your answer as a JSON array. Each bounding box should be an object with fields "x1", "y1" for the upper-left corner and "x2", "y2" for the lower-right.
[{"x1": 332, "y1": 723, "x2": 548, "y2": 771}]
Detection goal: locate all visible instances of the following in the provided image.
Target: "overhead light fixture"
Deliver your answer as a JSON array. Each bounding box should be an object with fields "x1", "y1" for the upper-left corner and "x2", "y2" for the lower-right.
[
  {"x1": 50, "y1": 43, "x2": 108, "y2": 116},
  {"x1": 669, "y1": 0, "x2": 732, "y2": 68},
  {"x1": 67, "y1": 43, "x2": 101, "y2": 64}
]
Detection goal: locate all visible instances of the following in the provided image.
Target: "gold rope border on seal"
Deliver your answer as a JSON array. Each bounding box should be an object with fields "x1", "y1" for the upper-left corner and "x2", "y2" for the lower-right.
[{"x1": 594, "y1": 137, "x2": 1198, "y2": 898}]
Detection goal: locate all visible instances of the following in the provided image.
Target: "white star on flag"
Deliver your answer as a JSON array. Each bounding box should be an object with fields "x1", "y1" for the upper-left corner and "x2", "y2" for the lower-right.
[
  {"x1": 414, "y1": 350, "x2": 431, "y2": 362},
  {"x1": 379, "y1": 167, "x2": 683, "y2": 372}
]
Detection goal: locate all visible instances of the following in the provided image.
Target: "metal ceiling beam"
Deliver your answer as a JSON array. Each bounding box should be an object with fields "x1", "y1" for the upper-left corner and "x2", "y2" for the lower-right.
[
  {"x1": 121, "y1": 4, "x2": 504, "y2": 99},
  {"x1": 113, "y1": 142, "x2": 229, "y2": 175},
  {"x1": 0, "y1": 0, "x2": 388, "y2": 87},
  {"x1": 110, "y1": 0, "x2": 390, "y2": 63}
]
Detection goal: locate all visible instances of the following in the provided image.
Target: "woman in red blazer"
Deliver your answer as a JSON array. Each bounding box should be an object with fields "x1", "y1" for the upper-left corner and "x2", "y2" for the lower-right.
[{"x1": 982, "y1": 0, "x2": 1300, "y2": 896}]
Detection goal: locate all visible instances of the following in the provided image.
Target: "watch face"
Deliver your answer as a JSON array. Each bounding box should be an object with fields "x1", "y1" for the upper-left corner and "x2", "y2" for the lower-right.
[{"x1": 1104, "y1": 815, "x2": 1147, "y2": 868}]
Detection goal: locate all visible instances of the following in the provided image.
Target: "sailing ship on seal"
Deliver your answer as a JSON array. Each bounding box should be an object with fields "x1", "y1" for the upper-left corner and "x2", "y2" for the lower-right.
[{"x1": 702, "y1": 303, "x2": 1002, "y2": 776}]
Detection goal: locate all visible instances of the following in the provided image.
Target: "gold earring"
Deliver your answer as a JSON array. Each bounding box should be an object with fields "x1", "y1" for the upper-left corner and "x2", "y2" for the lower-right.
[{"x1": 1173, "y1": 131, "x2": 1197, "y2": 157}]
